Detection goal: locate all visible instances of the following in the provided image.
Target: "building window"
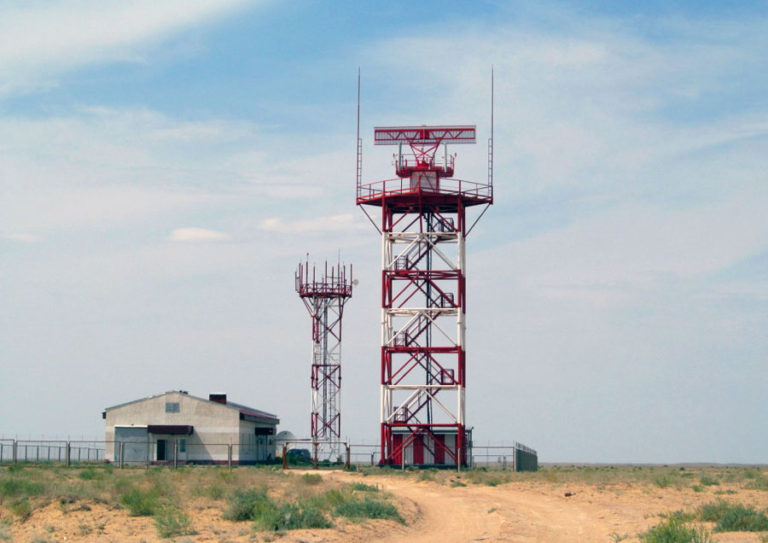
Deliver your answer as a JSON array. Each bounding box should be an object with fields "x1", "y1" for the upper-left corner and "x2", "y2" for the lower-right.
[
  {"x1": 179, "y1": 439, "x2": 186, "y2": 453},
  {"x1": 165, "y1": 402, "x2": 180, "y2": 413}
]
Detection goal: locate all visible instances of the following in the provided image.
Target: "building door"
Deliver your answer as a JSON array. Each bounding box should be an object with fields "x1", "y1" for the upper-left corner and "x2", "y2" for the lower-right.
[
  {"x1": 412, "y1": 434, "x2": 424, "y2": 465},
  {"x1": 157, "y1": 439, "x2": 167, "y2": 461},
  {"x1": 177, "y1": 438, "x2": 187, "y2": 462}
]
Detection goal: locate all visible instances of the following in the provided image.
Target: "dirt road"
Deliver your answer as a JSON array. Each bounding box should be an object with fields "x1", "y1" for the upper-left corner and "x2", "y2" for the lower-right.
[{"x1": 319, "y1": 470, "x2": 768, "y2": 543}]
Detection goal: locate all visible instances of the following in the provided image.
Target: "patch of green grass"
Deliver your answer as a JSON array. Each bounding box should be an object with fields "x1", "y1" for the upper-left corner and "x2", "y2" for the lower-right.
[
  {"x1": 153, "y1": 506, "x2": 197, "y2": 538},
  {"x1": 224, "y1": 488, "x2": 332, "y2": 531},
  {"x1": 224, "y1": 488, "x2": 271, "y2": 522},
  {"x1": 698, "y1": 500, "x2": 732, "y2": 522},
  {"x1": 653, "y1": 474, "x2": 676, "y2": 489},
  {"x1": 485, "y1": 476, "x2": 504, "y2": 487},
  {"x1": 745, "y1": 476, "x2": 768, "y2": 491},
  {"x1": 78, "y1": 468, "x2": 101, "y2": 481},
  {"x1": 271, "y1": 504, "x2": 332, "y2": 530},
  {"x1": 639, "y1": 518, "x2": 713, "y2": 543},
  {"x1": 300, "y1": 473, "x2": 322, "y2": 485},
  {"x1": 335, "y1": 497, "x2": 404, "y2": 524},
  {"x1": 660, "y1": 510, "x2": 696, "y2": 523},
  {"x1": 0, "y1": 478, "x2": 45, "y2": 499},
  {"x1": 463, "y1": 470, "x2": 512, "y2": 487},
  {"x1": 419, "y1": 470, "x2": 435, "y2": 481},
  {"x1": 9, "y1": 499, "x2": 32, "y2": 521},
  {"x1": 712, "y1": 503, "x2": 768, "y2": 532},
  {"x1": 699, "y1": 476, "x2": 719, "y2": 487},
  {"x1": 696, "y1": 500, "x2": 768, "y2": 532},
  {"x1": 350, "y1": 482, "x2": 378, "y2": 492},
  {"x1": 304, "y1": 488, "x2": 356, "y2": 511},
  {"x1": 195, "y1": 481, "x2": 226, "y2": 500},
  {"x1": 121, "y1": 487, "x2": 161, "y2": 516}
]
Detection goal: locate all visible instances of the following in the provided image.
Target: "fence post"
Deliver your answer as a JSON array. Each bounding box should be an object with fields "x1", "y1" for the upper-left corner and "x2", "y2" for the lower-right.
[
  {"x1": 65, "y1": 442, "x2": 70, "y2": 466},
  {"x1": 173, "y1": 440, "x2": 178, "y2": 469},
  {"x1": 0, "y1": 443, "x2": 3, "y2": 463},
  {"x1": 282, "y1": 444, "x2": 287, "y2": 470},
  {"x1": 313, "y1": 442, "x2": 318, "y2": 470},
  {"x1": 512, "y1": 444, "x2": 517, "y2": 472},
  {"x1": 371, "y1": 452, "x2": 374, "y2": 466},
  {"x1": 12, "y1": 441, "x2": 17, "y2": 464},
  {"x1": 345, "y1": 444, "x2": 350, "y2": 470},
  {"x1": 119, "y1": 442, "x2": 125, "y2": 469},
  {"x1": 227, "y1": 444, "x2": 232, "y2": 470}
]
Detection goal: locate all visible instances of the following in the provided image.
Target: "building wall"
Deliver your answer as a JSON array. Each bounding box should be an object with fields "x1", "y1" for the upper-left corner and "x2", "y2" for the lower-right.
[
  {"x1": 237, "y1": 420, "x2": 276, "y2": 463},
  {"x1": 105, "y1": 392, "x2": 275, "y2": 463},
  {"x1": 393, "y1": 432, "x2": 458, "y2": 466}
]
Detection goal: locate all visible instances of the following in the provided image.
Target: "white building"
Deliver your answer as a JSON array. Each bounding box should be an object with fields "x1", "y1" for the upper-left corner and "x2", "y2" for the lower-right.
[{"x1": 103, "y1": 391, "x2": 279, "y2": 465}]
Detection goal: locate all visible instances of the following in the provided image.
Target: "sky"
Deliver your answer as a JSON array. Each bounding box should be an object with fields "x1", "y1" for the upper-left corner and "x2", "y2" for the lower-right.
[{"x1": 1, "y1": 0, "x2": 766, "y2": 464}]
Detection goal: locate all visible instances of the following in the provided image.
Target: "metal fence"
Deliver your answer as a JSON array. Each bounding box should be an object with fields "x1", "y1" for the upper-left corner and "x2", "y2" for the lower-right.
[
  {"x1": 349, "y1": 443, "x2": 380, "y2": 466},
  {"x1": 470, "y1": 442, "x2": 538, "y2": 472},
  {"x1": 0, "y1": 438, "x2": 536, "y2": 471},
  {"x1": 0, "y1": 439, "x2": 105, "y2": 465}
]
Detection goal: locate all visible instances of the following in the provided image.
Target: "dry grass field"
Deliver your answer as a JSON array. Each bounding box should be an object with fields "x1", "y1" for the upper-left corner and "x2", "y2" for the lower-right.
[{"x1": 1, "y1": 463, "x2": 767, "y2": 542}]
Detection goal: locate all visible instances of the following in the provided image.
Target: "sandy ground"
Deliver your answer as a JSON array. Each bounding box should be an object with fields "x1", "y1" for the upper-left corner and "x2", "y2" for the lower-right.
[{"x1": 3, "y1": 469, "x2": 768, "y2": 542}]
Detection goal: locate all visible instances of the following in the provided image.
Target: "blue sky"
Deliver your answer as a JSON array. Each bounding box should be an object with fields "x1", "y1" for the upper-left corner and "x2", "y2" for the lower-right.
[{"x1": 1, "y1": 0, "x2": 766, "y2": 463}]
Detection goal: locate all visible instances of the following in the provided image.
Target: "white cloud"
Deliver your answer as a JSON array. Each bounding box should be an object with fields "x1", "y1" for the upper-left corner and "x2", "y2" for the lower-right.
[
  {"x1": 0, "y1": 0, "x2": 255, "y2": 97},
  {"x1": 475, "y1": 189, "x2": 768, "y2": 299},
  {"x1": 167, "y1": 227, "x2": 230, "y2": 242},
  {"x1": 2, "y1": 232, "x2": 42, "y2": 243},
  {"x1": 0, "y1": 108, "x2": 322, "y2": 235},
  {"x1": 259, "y1": 214, "x2": 363, "y2": 234}
]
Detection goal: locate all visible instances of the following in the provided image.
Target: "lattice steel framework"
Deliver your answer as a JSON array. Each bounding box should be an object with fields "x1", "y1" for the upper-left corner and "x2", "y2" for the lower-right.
[
  {"x1": 295, "y1": 260, "x2": 353, "y2": 460},
  {"x1": 356, "y1": 117, "x2": 493, "y2": 466}
]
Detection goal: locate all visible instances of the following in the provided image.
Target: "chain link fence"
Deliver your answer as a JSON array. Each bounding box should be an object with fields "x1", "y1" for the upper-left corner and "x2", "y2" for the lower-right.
[
  {"x1": 0, "y1": 439, "x2": 105, "y2": 464},
  {"x1": 0, "y1": 438, "x2": 536, "y2": 471}
]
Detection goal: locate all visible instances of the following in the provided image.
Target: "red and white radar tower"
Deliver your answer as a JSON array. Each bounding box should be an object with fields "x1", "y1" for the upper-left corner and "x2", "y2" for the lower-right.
[
  {"x1": 295, "y1": 259, "x2": 353, "y2": 460},
  {"x1": 356, "y1": 77, "x2": 494, "y2": 466}
]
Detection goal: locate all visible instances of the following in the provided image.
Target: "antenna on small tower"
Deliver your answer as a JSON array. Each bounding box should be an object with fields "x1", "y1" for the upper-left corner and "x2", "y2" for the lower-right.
[
  {"x1": 467, "y1": 67, "x2": 495, "y2": 236},
  {"x1": 355, "y1": 70, "x2": 382, "y2": 234},
  {"x1": 489, "y1": 65, "x2": 494, "y2": 186},
  {"x1": 356, "y1": 68, "x2": 362, "y2": 189}
]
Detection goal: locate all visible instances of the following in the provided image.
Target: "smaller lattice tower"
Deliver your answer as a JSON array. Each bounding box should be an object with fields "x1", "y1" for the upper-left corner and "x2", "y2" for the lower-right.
[{"x1": 295, "y1": 259, "x2": 353, "y2": 460}]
